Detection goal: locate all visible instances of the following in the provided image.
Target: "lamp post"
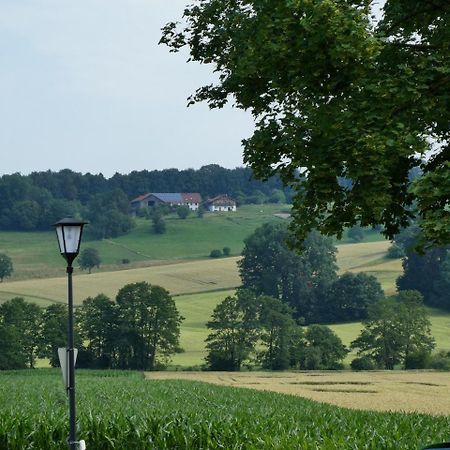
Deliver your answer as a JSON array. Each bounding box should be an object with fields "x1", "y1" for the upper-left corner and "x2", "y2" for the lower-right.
[{"x1": 53, "y1": 218, "x2": 88, "y2": 450}]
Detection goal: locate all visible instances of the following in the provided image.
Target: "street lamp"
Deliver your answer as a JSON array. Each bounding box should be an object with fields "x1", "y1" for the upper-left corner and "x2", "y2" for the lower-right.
[{"x1": 53, "y1": 217, "x2": 88, "y2": 450}]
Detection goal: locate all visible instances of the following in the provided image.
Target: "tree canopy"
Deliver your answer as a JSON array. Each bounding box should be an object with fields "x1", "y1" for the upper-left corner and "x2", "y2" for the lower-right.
[
  {"x1": 239, "y1": 222, "x2": 338, "y2": 322},
  {"x1": 0, "y1": 254, "x2": 13, "y2": 282},
  {"x1": 115, "y1": 282, "x2": 183, "y2": 370},
  {"x1": 205, "y1": 290, "x2": 260, "y2": 370},
  {"x1": 395, "y1": 226, "x2": 450, "y2": 309},
  {"x1": 351, "y1": 291, "x2": 435, "y2": 369},
  {"x1": 79, "y1": 248, "x2": 102, "y2": 274},
  {"x1": 161, "y1": 0, "x2": 450, "y2": 248},
  {"x1": 204, "y1": 289, "x2": 348, "y2": 371},
  {"x1": 0, "y1": 297, "x2": 42, "y2": 368}
]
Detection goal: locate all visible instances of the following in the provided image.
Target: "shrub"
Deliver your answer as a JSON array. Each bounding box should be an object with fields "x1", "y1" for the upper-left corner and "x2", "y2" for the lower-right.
[
  {"x1": 0, "y1": 253, "x2": 13, "y2": 282},
  {"x1": 430, "y1": 351, "x2": 450, "y2": 370},
  {"x1": 121, "y1": 258, "x2": 130, "y2": 265},
  {"x1": 386, "y1": 243, "x2": 405, "y2": 259},
  {"x1": 269, "y1": 189, "x2": 286, "y2": 204},
  {"x1": 210, "y1": 249, "x2": 222, "y2": 258},
  {"x1": 404, "y1": 350, "x2": 431, "y2": 369},
  {"x1": 347, "y1": 225, "x2": 365, "y2": 242},
  {"x1": 222, "y1": 247, "x2": 231, "y2": 256},
  {"x1": 177, "y1": 206, "x2": 190, "y2": 219},
  {"x1": 137, "y1": 208, "x2": 150, "y2": 219},
  {"x1": 351, "y1": 356, "x2": 376, "y2": 371},
  {"x1": 152, "y1": 216, "x2": 166, "y2": 234}
]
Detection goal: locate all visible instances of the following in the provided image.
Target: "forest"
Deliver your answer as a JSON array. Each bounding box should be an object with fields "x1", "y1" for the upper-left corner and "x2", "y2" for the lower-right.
[{"x1": 0, "y1": 165, "x2": 291, "y2": 237}]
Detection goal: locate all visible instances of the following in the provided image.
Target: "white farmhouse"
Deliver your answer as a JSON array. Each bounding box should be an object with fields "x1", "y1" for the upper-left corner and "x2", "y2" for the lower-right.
[{"x1": 205, "y1": 195, "x2": 237, "y2": 212}]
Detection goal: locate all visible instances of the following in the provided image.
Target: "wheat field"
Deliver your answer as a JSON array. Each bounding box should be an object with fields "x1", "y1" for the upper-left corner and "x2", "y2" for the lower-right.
[
  {"x1": 0, "y1": 240, "x2": 399, "y2": 305},
  {"x1": 147, "y1": 370, "x2": 450, "y2": 416},
  {"x1": 0, "y1": 257, "x2": 242, "y2": 305}
]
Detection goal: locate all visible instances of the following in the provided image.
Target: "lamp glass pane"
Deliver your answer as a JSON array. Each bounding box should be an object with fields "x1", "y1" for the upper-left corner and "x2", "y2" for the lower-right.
[
  {"x1": 55, "y1": 226, "x2": 65, "y2": 254},
  {"x1": 62, "y1": 225, "x2": 82, "y2": 254}
]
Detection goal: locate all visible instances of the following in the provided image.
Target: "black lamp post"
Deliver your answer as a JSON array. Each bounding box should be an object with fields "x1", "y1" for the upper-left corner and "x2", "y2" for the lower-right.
[{"x1": 53, "y1": 218, "x2": 88, "y2": 450}]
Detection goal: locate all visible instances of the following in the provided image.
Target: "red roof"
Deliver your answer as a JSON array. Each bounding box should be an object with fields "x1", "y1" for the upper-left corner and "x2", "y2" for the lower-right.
[
  {"x1": 181, "y1": 193, "x2": 202, "y2": 203},
  {"x1": 206, "y1": 194, "x2": 236, "y2": 206},
  {"x1": 130, "y1": 193, "x2": 151, "y2": 203}
]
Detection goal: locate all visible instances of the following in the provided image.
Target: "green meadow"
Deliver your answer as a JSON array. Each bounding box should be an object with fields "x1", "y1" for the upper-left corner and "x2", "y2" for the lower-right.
[{"x1": 0, "y1": 205, "x2": 289, "y2": 280}]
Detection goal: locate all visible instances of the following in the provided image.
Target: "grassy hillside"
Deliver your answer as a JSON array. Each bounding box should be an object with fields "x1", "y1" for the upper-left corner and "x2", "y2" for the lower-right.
[
  {"x1": 0, "y1": 241, "x2": 397, "y2": 306},
  {"x1": 0, "y1": 258, "x2": 241, "y2": 306},
  {"x1": 0, "y1": 205, "x2": 290, "y2": 280}
]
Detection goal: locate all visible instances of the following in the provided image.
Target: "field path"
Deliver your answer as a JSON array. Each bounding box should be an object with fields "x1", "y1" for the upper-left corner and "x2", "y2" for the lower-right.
[{"x1": 146, "y1": 370, "x2": 450, "y2": 416}]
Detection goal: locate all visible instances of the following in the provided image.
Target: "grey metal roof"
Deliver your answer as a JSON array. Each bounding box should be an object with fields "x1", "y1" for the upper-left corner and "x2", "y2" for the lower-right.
[{"x1": 152, "y1": 193, "x2": 183, "y2": 203}]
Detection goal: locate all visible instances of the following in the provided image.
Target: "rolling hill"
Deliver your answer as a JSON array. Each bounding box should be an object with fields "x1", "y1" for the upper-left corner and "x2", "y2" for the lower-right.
[{"x1": 2, "y1": 203, "x2": 445, "y2": 369}]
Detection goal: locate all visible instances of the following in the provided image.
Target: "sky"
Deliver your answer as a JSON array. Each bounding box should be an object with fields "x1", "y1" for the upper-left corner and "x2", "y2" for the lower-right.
[{"x1": 0, "y1": 0, "x2": 254, "y2": 177}]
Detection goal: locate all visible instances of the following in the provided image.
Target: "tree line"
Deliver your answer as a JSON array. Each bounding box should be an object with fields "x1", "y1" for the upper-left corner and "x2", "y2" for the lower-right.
[
  {"x1": 205, "y1": 289, "x2": 436, "y2": 371},
  {"x1": 0, "y1": 283, "x2": 183, "y2": 371},
  {"x1": 203, "y1": 221, "x2": 443, "y2": 371},
  {"x1": 0, "y1": 165, "x2": 291, "y2": 237}
]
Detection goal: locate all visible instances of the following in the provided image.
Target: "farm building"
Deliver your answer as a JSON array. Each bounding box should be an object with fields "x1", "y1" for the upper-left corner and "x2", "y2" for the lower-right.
[
  {"x1": 205, "y1": 195, "x2": 237, "y2": 212},
  {"x1": 130, "y1": 192, "x2": 202, "y2": 214}
]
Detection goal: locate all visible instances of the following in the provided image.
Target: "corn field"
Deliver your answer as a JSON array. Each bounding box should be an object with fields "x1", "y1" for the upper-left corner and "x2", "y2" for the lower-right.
[{"x1": 0, "y1": 370, "x2": 449, "y2": 449}]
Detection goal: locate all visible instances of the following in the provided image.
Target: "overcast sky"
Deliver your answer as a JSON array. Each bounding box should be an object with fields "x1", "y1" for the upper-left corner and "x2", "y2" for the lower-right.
[{"x1": 0, "y1": 0, "x2": 254, "y2": 177}]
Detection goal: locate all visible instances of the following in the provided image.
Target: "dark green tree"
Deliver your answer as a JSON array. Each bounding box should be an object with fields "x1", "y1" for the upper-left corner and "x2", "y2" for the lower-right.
[
  {"x1": 205, "y1": 290, "x2": 260, "y2": 371},
  {"x1": 77, "y1": 294, "x2": 118, "y2": 368},
  {"x1": 197, "y1": 206, "x2": 205, "y2": 218},
  {"x1": 10, "y1": 200, "x2": 41, "y2": 230},
  {"x1": 398, "y1": 248, "x2": 450, "y2": 309},
  {"x1": 269, "y1": 189, "x2": 286, "y2": 204},
  {"x1": 351, "y1": 293, "x2": 435, "y2": 369},
  {"x1": 79, "y1": 247, "x2": 101, "y2": 274},
  {"x1": 396, "y1": 290, "x2": 435, "y2": 369},
  {"x1": 0, "y1": 324, "x2": 26, "y2": 369},
  {"x1": 0, "y1": 254, "x2": 13, "y2": 282},
  {"x1": 323, "y1": 272, "x2": 384, "y2": 322},
  {"x1": 386, "y1": 242, "x2": 405, "y2": 259},
  {"x1": 115, "y1": 282, "x2": 183, "y2": 370},
  {"x1": 239, "y1": 222, "x2": 337, "y2": 322},
  {"x1": 39, "y1": 304, "x2": 68, "y2": 367},
  {"x1": 288, "y1": 326, "x2": 307, "y2": 369},
  {"x1": 85, "y1": 189, "x2": 134, "y2": 239},
  {"x1": 0, "y1": 297, "x2": 42, "y2": 368},
  {"x1": 351, "y1": 356, "x2": 376, "y2": 371},
  {"x1": 161, "y1": 1, "x2": 450, "y2": 247},
  {"x1": 347, "y1": 226, "x2": 365, "y2": 243},
  {"x1": 209, "y1": 249, "x2": 222, "y2": 258},
  {"x1": 298, "y1": 325, "x2": 348, "y2": 370},
  {"x1": 258, "y1": 296, "x2": 294, "y2": 370}
]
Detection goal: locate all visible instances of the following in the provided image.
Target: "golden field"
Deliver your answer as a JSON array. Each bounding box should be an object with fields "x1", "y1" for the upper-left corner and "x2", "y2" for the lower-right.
[
  {"x1": 0, "y1": 257, "x2": 242, "y2": 306},
  {"x1": 146, "y1": 370, "x2": 450, "y2": 416},
  {"x1": 0, "y1": 240, "x2": 399, "y2": 305}
]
